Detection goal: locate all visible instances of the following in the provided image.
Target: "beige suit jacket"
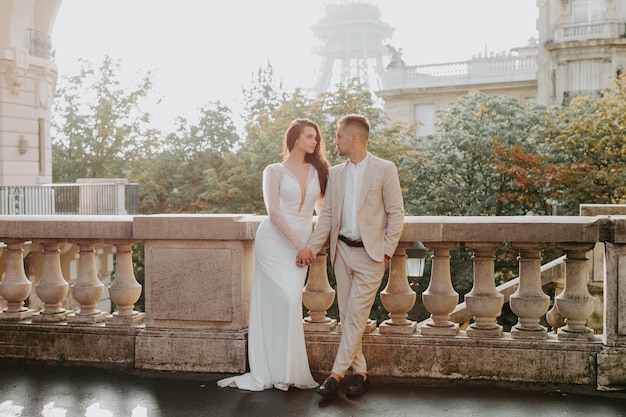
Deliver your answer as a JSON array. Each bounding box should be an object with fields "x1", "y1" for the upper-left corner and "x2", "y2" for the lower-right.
[{"x1": 308, "y1": 153, "x2": 405, "y2": 264}]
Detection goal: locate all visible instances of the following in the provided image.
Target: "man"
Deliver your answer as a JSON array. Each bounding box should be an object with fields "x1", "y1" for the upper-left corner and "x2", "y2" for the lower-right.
[{"x1": 296, "y1": 114, "x2": 405, "y2": 400}]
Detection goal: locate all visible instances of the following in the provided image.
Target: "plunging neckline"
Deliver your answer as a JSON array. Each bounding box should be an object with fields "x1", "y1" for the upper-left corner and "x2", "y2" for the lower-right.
[{"x1": 281, "y1": 163, "x2": 313, "y2": 212}]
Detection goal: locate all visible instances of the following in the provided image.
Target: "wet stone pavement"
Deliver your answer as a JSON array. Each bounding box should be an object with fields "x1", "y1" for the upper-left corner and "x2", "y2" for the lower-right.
[{"x1": 1, "y1": 360, "x2": 625, "y2": 417}]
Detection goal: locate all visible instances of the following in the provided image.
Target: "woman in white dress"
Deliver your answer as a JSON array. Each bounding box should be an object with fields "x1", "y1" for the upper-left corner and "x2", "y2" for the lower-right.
[{"x1": 218, "y1": 119, "x2": 330, "y2": 391}]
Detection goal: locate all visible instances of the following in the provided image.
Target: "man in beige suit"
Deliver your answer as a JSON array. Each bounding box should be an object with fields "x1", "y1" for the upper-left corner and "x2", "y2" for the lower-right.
[{"x1": 296, "y1": 114, "x2": 404, "y2": 400}]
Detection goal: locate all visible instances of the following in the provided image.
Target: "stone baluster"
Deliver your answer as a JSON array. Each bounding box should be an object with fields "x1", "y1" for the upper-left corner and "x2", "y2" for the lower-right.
[
  {"x1": 510, "y1": 243, "x2": 550, "y2": 339},
  {"x1": 33, "y1": 240, "x2": 70, "y2": 322},
  {"x1": 380, "y1": 242, "x2": 417, "y2": 334},
  {"x1": 555, "y1": 242, "x2": 596, "y2": 340},
  {"x1": 420, "y1": 242, "x2": 459, "y2": 336},
  {"x1": 303, "y1": 244, "x2": 337, "y2": 331},
  {"x1": 106, "y1": 240, "x2": 145, "y2": 325},
  {"x1": 546, "y1": 276, "x2": 565, "y2": 333},
  {"x1": 0, "y1": 239, "x2": 36, "y2": 320},
  {"x1": 68, "y1": 240, "x2": 108, "y2": 324},
  {"x1": 465, "y1": 243, "x2": 503, "y2": 338},
  {"x1": 96, "y1": 244, "x2": 115, "y2": 313}
]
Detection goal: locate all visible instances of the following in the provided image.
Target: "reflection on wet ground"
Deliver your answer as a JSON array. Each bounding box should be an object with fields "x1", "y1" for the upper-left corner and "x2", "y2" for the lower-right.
[{"x1": 1, "y1": 359, "x2": 626, "y2": 417}]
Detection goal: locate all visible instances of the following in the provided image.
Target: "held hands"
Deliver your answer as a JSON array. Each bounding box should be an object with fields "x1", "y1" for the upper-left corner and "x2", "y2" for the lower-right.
[{"x1": 296, "y1": 247, "x2": 315, "y2": 267}]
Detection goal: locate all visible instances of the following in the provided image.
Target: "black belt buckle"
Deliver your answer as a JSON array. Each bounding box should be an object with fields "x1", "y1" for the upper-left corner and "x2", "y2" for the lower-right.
[{"x1": 339, "y1": 235, "x2": 364, "y2": 248}]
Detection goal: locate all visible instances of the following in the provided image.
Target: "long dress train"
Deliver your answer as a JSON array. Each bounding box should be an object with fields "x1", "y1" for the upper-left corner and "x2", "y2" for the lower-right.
[{"x1": 217, "y1": 163, "x2": 320, "y2": 391}]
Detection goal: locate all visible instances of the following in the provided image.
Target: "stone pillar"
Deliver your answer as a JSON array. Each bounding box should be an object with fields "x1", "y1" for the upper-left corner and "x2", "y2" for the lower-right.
[
  {"x1": 68, "y1": 239, "x2": 108, "y2": 324},
  {"x1": 510, "y1": 243, "x2": 550, "y2": 339},
  {"x1": 32, "y1": 240, "x2": 69, "y2": 322},
  {"x1": 597, "y1": 241, "x2": 626, "y2": 391},
  {"x1": 303, "y1": 244, "x2": 337, "y2": 331},
  {"x1": 106, "y1": 240, "x2": 144, "y2": 325},
  {"x1": 555, "y1": 242, "x2": 596, "y2": 340},
  {"x1": 465, "y1": 243, "x2": 503, "y2": 338},
  {"x1": 420, "y1": 242, "x2": 459, "y2": 336},
  {"x1": 379, "y1": 242, "x2": 417, "y2": 334},
  {"x1": 0, "y1": 239, "x2": 36, "y2": 320}
]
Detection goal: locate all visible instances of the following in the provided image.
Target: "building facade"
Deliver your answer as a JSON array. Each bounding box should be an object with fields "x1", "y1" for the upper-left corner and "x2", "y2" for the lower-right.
[
  {"x1": 0, "y1": 0, "x2": 61, "y2": 185},
  {"x1": 538, "y1": 0, "x2": 626, "y2": 105}
]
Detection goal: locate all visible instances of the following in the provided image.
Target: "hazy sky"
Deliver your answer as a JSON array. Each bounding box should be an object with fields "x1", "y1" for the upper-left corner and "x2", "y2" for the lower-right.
[{"x1": 52, "y1": 0, "x2": 538, "y2": 131}]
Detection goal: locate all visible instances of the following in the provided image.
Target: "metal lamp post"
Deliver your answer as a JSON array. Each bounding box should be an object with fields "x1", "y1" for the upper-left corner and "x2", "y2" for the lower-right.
[{"x1": 406, "y1": 242, "x2": 428, "y2": 321}]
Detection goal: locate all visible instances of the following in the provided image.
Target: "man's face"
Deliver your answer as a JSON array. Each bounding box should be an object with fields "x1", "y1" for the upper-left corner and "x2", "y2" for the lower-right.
[{"x1": 334, "y1": 125, "x2": 351, "y2": 157}]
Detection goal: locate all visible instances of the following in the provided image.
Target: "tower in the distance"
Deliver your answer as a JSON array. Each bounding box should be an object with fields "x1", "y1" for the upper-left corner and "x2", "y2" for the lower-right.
[{"x1": 311, "y1": 1, "x2": 394, "y2": 95}]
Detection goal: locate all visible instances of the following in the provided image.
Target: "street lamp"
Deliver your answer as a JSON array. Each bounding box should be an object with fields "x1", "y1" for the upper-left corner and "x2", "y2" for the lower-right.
[
  {"x1": 406, "y1": 242, "x2": 428, "y2": 280},
  {"x1": 406, "y1": 242, "x2": 428, "y2": 321}
]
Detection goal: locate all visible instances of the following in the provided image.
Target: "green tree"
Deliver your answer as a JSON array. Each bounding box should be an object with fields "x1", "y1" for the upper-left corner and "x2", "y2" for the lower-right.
[
  {"x1": 401, "y1": 90, "x2": 547, "y2": 216},
  {"x1": 51, "y1": 56, "x2": 160, "y2": 183},
  {"x1": 196, "y1": 64, "x2": 303, "y2": 214},
  {"x1": 494, "y1": 76, "x2": 626, "y2": 215},
  {"x1": 541, "y1": 77, "x2": 626, "y2": 213},
  {"x1": 138, "y1": 102, "x2": 240, "y2": 214}
]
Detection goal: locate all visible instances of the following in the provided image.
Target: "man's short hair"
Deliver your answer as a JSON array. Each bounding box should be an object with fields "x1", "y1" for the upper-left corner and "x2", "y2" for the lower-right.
[{"x1": 338, "y1": 114, "x2": 370, "y2": 137}]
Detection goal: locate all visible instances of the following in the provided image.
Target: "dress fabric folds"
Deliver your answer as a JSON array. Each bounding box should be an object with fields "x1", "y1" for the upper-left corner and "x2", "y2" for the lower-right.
[{"x1": 217, "y1": 163, "x2": 320, "y2": 391}]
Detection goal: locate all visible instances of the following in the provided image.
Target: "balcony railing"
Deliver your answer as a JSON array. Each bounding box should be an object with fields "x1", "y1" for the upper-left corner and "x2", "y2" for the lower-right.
[
  {"x1": 0, "y1": 209, "x2": 625, "y2": 392},
  {"x1": 553, "y1": 21, "x2": 626, "y2": 43},
  {"x1": 381, "y1": 55, "x2": 538, "y2": 91},
  {"x1": 0, "y1": 183, "x2": 139, "y2": 215},
  {"x1": 27, "y1": 28, "x2": 53, "y2": 59}
]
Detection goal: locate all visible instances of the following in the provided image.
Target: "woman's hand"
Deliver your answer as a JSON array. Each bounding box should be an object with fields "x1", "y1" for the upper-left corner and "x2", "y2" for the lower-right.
[{"x1": 296, "y1": 247, "x2": 315, "y2": 267}]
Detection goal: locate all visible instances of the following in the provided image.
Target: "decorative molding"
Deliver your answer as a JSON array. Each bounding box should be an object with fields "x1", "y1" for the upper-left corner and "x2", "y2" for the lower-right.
[
  {"x1": 10, "y1": 48, "x2": 28, "y2": 95},
  {"x1": 14, "y1": 47, "x2": 28, "y2": 69},
  {"x1": 18, "y1": 135, "x2": 28, "y2": 155},
  {"x1": 10, "y1": 67, "x2": 26, "y2": 95},
  {"x1": 38, "y1": 76, "x2": 51, "y2": 109}
]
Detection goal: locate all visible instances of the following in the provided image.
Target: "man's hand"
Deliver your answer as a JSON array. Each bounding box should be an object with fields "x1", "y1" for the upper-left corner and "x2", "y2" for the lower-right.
[{"x1": 296, "y1": 247, "x2": 315, "y2": 267}]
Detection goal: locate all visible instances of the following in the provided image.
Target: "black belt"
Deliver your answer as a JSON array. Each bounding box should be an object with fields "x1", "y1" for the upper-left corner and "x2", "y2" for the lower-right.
[{"x1": 338, "y1": 234, "x2": 365, "y2": 248}]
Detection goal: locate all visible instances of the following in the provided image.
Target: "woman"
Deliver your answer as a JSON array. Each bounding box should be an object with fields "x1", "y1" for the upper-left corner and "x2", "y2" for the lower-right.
[{"x1": 218, "y1": 119, "x2": 330, "y2": 391}]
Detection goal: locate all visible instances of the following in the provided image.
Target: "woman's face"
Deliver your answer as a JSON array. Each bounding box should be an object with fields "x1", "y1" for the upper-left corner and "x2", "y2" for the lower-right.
[{"x1": 294, "y1": 126, "x2": 318, "y2": 154}]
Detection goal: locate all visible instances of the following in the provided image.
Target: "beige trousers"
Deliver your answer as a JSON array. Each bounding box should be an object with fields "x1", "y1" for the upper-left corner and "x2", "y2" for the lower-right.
[{"x1": 331, "y1": 241, "x2": 386, "y2": 377}]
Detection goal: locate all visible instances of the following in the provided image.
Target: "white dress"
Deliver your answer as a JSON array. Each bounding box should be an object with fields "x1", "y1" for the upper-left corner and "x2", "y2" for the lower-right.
[{"x1": 217, "y1": 163, "x2": 321, "y2": 391}]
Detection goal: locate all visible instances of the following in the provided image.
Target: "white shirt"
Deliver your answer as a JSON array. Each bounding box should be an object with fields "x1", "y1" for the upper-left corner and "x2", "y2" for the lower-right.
[{"x1": 340, "y1": 153, "x2": 369, "y2": 240}]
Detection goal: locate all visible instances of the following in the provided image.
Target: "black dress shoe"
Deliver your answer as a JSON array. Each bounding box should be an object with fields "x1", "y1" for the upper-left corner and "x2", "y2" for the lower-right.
[
  {"x1": 316, "y1": 376, "x2": 339, "y2": 399},
  {"x1": 346, "y1": 374, "x2": 370, "y2": 398}
]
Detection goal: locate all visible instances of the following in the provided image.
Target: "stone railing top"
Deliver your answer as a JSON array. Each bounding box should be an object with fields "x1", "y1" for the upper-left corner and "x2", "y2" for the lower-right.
[
  {"x1": 0, "y1": 215, "x2": 134, "y2": 240},
  {"x1": 580, "y1": 204, "x2": 626, "y2": 216},
  {"x1": 1, "y1": 213, "x2": 622, "y2": 244},
  {"x1": 180, "y1": 214, "x2": 609, "y2": 244},
  {"x1": 133, "y1": 214, "x2": 262, "y2": 241},
  {"x1": 398, "y1": 215, "x2": 610, "y2": 244},
  {"x1": 608, "y1": 215, "x2": 626, "y2": 244}
]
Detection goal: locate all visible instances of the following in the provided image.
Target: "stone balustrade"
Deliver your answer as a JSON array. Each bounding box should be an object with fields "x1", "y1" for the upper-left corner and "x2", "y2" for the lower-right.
[
  {"x1": 382, "y1": 55, "x2": 537, "y2": 90},
  {"x1": 0, "y1": 213, "x2": 624, "y2": 391}
]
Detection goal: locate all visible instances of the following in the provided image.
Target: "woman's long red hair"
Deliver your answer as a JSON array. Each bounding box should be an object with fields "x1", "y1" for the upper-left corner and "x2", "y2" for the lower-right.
[{"x1": 283, "y1": 119, "x2": 330, "y2": 196}]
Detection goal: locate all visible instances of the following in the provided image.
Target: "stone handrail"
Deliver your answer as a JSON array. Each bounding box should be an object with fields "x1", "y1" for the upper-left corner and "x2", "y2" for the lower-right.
[{"x1": 0, "y1": 214, "x2": 624, "y2": 391}]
